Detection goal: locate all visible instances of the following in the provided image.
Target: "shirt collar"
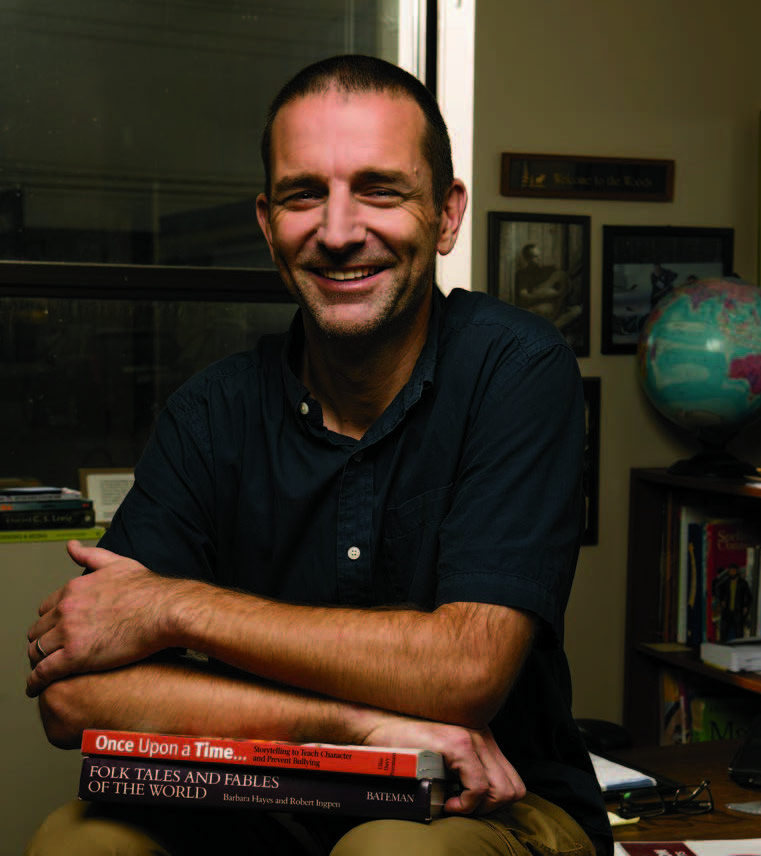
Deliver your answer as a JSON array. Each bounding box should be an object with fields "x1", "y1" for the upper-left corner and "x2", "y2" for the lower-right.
[{"x1": 280, "y1": 288, "x2": 444, "y2": 444}]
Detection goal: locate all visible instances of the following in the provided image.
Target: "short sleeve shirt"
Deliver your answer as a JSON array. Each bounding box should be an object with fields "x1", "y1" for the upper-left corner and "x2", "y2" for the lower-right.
[{"x1": 101, "y1": 288, "x2": 612, "y2": 853}]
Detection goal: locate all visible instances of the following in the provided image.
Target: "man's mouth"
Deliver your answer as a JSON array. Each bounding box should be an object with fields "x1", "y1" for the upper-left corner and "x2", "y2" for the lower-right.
[{"x1": 319, "y1": 267, "x2": 382, "y2": 282}]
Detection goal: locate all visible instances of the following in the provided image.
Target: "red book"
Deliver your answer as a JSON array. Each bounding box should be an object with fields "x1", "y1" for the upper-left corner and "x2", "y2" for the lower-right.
[
  {"x1": 81, "y1": 729, "x2": 446, "y2": 780},
  {"x1": 703, "y1": 521, "x2": 760, "y2": 643}
]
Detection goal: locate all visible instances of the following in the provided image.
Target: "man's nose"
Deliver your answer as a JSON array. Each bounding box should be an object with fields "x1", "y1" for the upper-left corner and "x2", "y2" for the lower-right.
[{"x1": 317, "y1": 192, "x2": 365, "y2": 253}]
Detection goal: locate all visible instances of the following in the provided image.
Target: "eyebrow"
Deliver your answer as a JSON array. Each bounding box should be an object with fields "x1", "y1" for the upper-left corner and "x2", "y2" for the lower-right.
[{"x1": 272, "y1": 168, "x2": 414, "y2": 198}]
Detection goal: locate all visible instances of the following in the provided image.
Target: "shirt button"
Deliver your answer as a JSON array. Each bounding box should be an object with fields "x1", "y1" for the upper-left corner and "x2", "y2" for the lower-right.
[
  {"x1": 353, "y1": 451, "x2": 364, "y2": 462},
  {"x1": 299, "y1": 401, "x2": 309, "y2": 416},
  {"x1": 347, "y1": 546, "x2": 361, "y2": 561}
]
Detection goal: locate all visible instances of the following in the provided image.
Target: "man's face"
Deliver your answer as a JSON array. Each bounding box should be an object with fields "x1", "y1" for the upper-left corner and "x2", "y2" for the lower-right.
[{"x1": 257, "y1": 89, "x2": 457, "y2": 342}]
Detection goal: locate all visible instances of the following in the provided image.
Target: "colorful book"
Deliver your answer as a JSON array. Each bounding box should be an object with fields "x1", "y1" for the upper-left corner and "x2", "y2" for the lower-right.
[
  {"x1": 685, "y1": 521, "x2": 706, "y2": 646},
  {"x1": 81, "y1": 729, "x2": 447, "y2": 780},
  {"x1": 689, "y1": 692, "x2": 759, "y2": 742},
  {"x1": 660, "y1": 668, "x2": 690, "y2": 745},
  {"x1": 79, "y1": 756, "x2": 448, "y2": 822},
  {"x1": 703, "y1": 520, "x2": 761, "y2": 643}
]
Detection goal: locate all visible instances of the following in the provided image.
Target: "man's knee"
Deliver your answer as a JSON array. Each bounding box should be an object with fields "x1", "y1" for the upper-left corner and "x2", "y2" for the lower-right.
[
  {"x1": 330, "y1": 815, "x2": 517, "y2": 856},
  {"x1": 24, "y1": 800, "x2": 171, "y2": 856}
]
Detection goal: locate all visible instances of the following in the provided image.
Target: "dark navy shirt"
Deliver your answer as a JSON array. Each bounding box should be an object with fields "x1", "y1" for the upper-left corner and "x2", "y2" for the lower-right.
[{"x1": 102, "y1": 287, "x2": 612, "y2": 853}]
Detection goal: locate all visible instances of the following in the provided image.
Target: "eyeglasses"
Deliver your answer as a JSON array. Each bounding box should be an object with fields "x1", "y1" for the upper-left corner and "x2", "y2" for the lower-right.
[{"x1": 617, "y1": 780, "x2": 714, "y2": 820}]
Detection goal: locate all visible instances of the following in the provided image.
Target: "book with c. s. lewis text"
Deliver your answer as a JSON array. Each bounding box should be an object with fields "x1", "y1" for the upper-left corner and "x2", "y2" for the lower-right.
[
  {"x1": 0, "y1": 506, "x2": 95, "y2": 530},
  {"x1": 79, "y1": 756, "x2": 448, "y2": 822},
  {"x1": 81, "y1": 729, "x2": 446, "y2": 780}
]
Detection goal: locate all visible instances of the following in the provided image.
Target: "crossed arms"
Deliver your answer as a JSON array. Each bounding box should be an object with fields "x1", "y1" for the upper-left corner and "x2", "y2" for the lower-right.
[{"x1": 27, "y1": 540, "x2": 535, "y2": 816}]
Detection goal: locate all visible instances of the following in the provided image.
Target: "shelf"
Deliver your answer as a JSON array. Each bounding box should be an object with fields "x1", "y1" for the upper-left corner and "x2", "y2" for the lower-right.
[
  {"x1": 624, "y1": 468, "x2": 761, "y2": 746},
  {"x1": 635, "y1": 643, "x2": 761, "y2": 694}
]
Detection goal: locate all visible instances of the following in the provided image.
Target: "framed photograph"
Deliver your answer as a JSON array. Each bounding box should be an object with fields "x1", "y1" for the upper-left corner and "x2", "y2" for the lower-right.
[
  {"x1": 601, "y1": 225, "x2": 734, "y2": 354},
  {"x1": 79, "y1": 467, "x2": 135, "y2": 526},
  {"x1": 488, "y1": 212, "x2": 591, "y2": 356},
  {"x1": 582, "y1": 378, "x2": 600, "y2": 546}
]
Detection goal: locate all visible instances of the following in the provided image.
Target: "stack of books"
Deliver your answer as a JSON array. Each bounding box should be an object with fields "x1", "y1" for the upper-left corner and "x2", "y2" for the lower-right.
[
  {"x1": 0, "y1": 486, "x2": 103, "y2": 543},
  {"x1": 79, "y1": 729, "x2": 452, "y2": 822}
]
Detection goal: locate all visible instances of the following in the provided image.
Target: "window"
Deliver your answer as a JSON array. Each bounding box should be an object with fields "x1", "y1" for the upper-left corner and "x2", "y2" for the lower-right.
[{"x1": 0, "y1": 0, "x2": 479, "y2": 488}]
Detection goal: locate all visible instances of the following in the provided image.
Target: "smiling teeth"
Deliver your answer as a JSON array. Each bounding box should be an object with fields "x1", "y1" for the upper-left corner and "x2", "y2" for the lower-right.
[{"x1": 323, "y1": 268, "x2": 377, "y2": 281}]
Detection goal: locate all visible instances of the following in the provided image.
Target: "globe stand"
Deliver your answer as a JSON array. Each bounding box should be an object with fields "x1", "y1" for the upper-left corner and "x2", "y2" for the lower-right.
[{"x1": 668, "y1": 444, "x2": 758, "y2": 479}]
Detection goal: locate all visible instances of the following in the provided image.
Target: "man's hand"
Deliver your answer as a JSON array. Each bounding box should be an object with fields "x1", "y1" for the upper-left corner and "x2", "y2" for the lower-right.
[
  {"x1": 26, "y1": 541, "x2": 178, "y2": 697},
  {"x1": 360, "y1": 716, "x2": 525, "y2": 816}
]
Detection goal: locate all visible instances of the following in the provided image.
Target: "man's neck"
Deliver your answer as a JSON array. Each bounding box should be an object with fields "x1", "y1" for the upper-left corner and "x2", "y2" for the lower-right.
[{"x1": 300, "y1": 309, "x2": 432, "y2": 441}]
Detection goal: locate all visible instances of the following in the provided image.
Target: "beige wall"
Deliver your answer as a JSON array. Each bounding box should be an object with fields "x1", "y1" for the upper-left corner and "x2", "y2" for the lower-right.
[{"x1": 472, "y1": 0, "x2": 761, "y2": 722}]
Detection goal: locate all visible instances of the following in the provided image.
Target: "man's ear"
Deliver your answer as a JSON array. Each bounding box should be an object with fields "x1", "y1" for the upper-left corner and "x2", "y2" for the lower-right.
[
  {"x1": 256, "y1": 193, "x2": 276, "y2": 262},
  {"x1": 436, "y1": 179, "x2": 468, "y2": 257}
]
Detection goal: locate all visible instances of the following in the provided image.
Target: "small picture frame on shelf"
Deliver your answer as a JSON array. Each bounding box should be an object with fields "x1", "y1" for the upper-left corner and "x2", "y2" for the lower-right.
[
  {"x1": 582, "y1": 378, "x2": 600, "y2": 546},
  {"x1": 601, "y1": 225, "x2": 734, "y2": 355},
  {"x1": 79, "y1": 467, "x2": 134, "y2": 526},
  {"x1": 488, "y1": 212, "x2": 591, "y2": 357}
]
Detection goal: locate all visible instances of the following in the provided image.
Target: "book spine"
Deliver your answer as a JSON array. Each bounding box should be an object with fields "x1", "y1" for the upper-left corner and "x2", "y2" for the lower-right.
[
  {"x1": 685, "y1": 522, "x2": 705, "y2": 646},
  {"x1": 81, "y1": 729, "x2": 443, "y2": 779},
  {"x1": 79, "y1": 757, "x2": 443, "y2": 822},
  {"x1": 0, "y1": 508, "x2": 95, "y2": 530},
  {"x1": 0, "y1": 499, "x2": 93, "y2": 512},
  {"x1": 0, "y1": 527, "x2": 105, "y2": 543}
]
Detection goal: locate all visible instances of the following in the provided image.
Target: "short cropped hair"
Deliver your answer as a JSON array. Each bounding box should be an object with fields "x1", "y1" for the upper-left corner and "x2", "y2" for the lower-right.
[{"x1": 260, "y1": 54, "x2": 454, "y2": 212}]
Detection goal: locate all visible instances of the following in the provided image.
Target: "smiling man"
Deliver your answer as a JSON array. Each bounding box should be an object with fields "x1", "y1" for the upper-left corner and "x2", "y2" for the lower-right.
[{"x1": 25, "y1": 56, "x2": 611, "y2": 856}]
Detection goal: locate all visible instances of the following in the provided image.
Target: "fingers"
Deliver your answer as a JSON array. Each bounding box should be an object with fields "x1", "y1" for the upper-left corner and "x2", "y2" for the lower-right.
[
  {"x1": 67, "y1": 540, "x2": 121, "y2": 572},
  {"x1": 441, "y1": 728, "x2": 525, "y2": 817}
]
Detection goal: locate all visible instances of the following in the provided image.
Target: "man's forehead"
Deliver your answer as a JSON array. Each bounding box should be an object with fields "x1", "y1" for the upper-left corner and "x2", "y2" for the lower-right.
[
  {"x1": 272, "y1": 86, "x2": 425, "y2": 133},
  {"x1": 268, "y1": 87, "x2": 429, "y2": 178}
]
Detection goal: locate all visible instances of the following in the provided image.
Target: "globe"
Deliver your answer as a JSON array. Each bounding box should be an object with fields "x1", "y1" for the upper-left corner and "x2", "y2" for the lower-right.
[{"x1": 637, "y1": 277, "x2": 761, "y2": 477}]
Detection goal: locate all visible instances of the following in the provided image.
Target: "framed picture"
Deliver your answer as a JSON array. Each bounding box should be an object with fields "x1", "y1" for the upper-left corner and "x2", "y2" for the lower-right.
[
  {"x1": 601, "y1": 225, "x2": 734, "y2": 354},
  {"x1": 488, "y1": 212, "x2": 591, "y2": 356},
  {"x1": 582, "y1": 378, "x2": 600, "y2": 546},
  {"x1": 500, "y1": 153, "x2": 675, "y2": 202},
  {"x1": 79, "y1": 467, "x2": 135, "y2": 526}
]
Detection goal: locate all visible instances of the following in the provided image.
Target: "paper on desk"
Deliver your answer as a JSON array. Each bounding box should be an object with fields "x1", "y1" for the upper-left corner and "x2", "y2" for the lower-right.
[
  {"x1": 615, "y1": 841, "x2": 761, "y2": 856},
  {"x1": 590, "y1": 752, "x2": 657, "y2": 791}
]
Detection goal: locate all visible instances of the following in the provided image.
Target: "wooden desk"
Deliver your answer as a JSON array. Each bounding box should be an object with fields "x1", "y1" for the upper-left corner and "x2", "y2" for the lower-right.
[{"x1": 610, "y1": 741, "x2": 761, "y2": 841}]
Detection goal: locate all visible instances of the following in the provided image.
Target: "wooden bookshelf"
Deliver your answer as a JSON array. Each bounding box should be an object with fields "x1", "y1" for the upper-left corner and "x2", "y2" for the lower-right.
[{"x1": 623, "y1": 467, "x2": 761, "y2": 746}]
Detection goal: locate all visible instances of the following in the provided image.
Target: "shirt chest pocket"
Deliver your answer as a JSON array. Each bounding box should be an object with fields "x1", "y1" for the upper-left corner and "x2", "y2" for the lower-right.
[{"x1": 380, "y1": 484, "x2": 454, "y2": 606}]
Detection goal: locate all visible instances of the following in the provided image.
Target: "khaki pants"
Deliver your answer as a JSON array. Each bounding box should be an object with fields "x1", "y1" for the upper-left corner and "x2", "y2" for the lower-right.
[{"x1": 25, "y1": 792, "x2": 596, "y2": 856}]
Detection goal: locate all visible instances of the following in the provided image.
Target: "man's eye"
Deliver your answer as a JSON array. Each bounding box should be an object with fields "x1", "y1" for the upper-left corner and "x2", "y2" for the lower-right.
[
  {"x1": 283, "y1": 190, "x2": 321, "y2": 206},
  {"x1": 366, "y1": 188, "x2": 399, "y2": 200}
]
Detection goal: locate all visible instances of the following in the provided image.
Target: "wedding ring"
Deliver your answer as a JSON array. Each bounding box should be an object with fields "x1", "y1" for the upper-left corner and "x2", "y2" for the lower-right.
[{"x1": 35, "y1": 638, "x2": 48, "y2": 659}]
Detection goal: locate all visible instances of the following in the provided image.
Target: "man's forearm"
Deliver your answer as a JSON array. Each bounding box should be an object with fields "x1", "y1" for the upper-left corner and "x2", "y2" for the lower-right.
[
  {"x1": 29, "y1": 545, "x2": 535, "y2": 729},
  {"x1": 169, "y1": 585, "x2": 535, "y2": 728},
  {"x1": 38, "y1": 656, "x2": 373, "y2": 750}
]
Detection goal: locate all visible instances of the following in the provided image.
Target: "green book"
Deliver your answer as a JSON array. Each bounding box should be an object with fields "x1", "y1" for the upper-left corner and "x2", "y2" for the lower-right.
[{"x1": 0, "y1": 527, "x2": 105, "y2": 543}]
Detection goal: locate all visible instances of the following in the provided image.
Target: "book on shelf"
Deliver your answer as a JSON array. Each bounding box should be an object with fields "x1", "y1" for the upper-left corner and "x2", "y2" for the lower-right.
[
  {"x1": 0, "y1": 486, "x2": 82, "y2": 502},
  {"x1": 666, "y1": 506, "x2": 761, "y2": 645},
  {"x1": 0, "y1": 506, "x2": 95, "y2": 529},
  {"x1": 689, "y1": 692, "x2": 759, "y2": 742},
  {"x1": 81, "y1": 729, "x2": 446, "y2": 780},
  {"x1": 0, "y1": 527, "x2": 106, "y2": 543},
  {"x1": 659, "y1": 668, "x2": 690, "y2": 745},
  {"x1": 703, "y1": 520, "x2": 761, "y2": 643},
  {"x1": 700, "y1": 640, "x2": 761, "y2": 673},
  {"x1": 79, "y1": 756, "x2": 449, "y2": 822}
]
